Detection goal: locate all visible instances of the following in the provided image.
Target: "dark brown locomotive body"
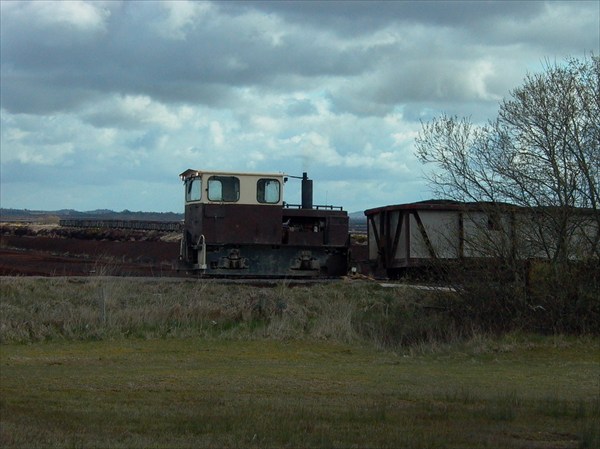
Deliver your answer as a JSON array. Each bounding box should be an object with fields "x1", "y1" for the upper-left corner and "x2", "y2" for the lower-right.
[{"x1": 178, "y1": 170, "x2": 349, "y2": 277}]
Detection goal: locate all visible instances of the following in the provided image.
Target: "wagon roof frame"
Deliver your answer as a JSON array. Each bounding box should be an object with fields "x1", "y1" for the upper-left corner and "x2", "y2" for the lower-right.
[{"x1": 364, "y1": 200, "x2": 597, "y2": 216}]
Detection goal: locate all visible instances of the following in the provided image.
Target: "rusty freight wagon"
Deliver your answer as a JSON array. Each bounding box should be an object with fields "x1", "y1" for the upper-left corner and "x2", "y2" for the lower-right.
[
  {"x1": 365, "y1": 200, "x2": 599, "y2": 278},
  {"x1": 178, "y1": 169, "x2": 349, "y2": 277}
]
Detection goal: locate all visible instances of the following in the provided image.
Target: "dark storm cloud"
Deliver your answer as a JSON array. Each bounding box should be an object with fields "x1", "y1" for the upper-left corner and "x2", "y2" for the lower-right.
[
  {"x1": 240, "y1": 0, "x2": 595, "y2": 59},
  {"x1": 1, "y1": 0, "x2": 371, "y2": 115},
  {"x1": 2, "y1": 1, "x2": 597, "y2": 117},
  {"x1": 219, "y1": 1, "x2": 545, "y2": 34},
  {"x1": 1, "y1": 0, "x2": 597, "y2": 212}
]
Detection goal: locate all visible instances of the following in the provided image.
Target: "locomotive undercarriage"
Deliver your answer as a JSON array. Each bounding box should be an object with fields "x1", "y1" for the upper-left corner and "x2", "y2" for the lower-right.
[{"x1": 179, "y1": 242, "x2": 348, "y2": 278}]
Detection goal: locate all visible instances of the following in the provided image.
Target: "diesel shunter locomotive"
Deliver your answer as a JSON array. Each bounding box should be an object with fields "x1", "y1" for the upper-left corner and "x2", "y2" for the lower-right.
[{"x1": 178, "y1": 169, "x2": 349, "y2": 277}]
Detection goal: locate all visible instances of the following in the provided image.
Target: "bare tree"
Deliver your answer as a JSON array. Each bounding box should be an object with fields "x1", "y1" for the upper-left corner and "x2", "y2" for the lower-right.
[
  {"x1": 416, "y1": 55, "x2": 600, "y2": 264},
  {"x1": 414, "y1": 56, "x2": 599, "y2": 334}
]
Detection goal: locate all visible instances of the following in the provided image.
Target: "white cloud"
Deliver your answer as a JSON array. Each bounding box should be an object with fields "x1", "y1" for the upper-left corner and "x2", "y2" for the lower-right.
[
  {"x1": 156, "y1": 0, "x2": 212, "y2": 40},
  {"x1": 2, "y1": 0, "x2": 111, "y2": 33},
  {"x1": 209, "y1": 121, "x2": 225, "y2": 146},
  {"x1": 121, "y1": 96, "x2": 183, "y2": 130},
  {"x1": 83, "y1": 95, "x2": 186, "y2": 130},
  {"x1": 391, "y1": 130, "x2": 419, "y2": 147},
  {"x1": 7, "y1": 140, "x2": 75, "y2": 166},
  {"x1": 278, "y1": 132, "x2": 343, "y2": 169},
  {"x1": 1, "y1": 1, "x2": 597, "y2": 212}
]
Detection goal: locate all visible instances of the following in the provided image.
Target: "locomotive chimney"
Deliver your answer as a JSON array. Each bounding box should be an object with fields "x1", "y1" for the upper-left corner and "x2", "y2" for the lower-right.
[{"x1": 301, "y1": 172, "x2": 313, "y2": 209}]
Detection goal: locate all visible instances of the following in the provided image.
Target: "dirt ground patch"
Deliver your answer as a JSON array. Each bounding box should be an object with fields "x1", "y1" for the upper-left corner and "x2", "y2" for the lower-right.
[{"x1": 1, "y1": 223, "x2": 180, "y2": 277}]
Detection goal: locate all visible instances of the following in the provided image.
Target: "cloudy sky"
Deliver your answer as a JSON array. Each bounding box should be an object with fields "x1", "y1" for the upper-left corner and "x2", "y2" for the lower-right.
[{"x1": 1, "y1": 1, "x2": 598, "y2": 213}]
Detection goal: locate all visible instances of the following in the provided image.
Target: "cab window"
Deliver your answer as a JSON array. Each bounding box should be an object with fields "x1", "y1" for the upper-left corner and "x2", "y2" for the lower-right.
[
  {"x1": 257, "y1": 178, "x2": 280, "y2": 204},
  {"x1": 208, "y1": 176, "x2": 240, "y2": 202},
  {"x1": 186, "y1": 177, "x2": 201, "y2": 202}
]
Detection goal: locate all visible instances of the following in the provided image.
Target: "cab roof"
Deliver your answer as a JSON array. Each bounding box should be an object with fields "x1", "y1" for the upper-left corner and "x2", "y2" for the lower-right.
[{"x1": 179, "y1": 168, "x2": 284, "y2": 180}]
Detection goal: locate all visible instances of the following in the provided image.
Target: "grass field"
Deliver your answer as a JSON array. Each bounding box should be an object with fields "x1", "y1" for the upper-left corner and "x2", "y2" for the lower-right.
[{"x1": 1, "y1": 277, "x2": 599, "y2": 448}]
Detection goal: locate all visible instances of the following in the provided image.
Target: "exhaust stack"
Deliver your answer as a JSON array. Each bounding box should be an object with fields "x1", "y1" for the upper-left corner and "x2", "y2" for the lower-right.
[{"x1": 301, "y1": 172, "x2": 313, "y2": 209}]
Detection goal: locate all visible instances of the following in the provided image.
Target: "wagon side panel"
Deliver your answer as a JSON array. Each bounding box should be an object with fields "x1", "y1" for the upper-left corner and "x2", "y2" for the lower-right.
[{"x1": 409, "y1": 210, "x2": 460, "y2": 260}]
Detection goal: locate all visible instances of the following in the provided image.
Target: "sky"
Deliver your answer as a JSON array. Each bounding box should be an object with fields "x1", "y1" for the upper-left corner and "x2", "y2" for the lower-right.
[{"x1": 1, "y1": 1, "x2": 598, "y2": 214}]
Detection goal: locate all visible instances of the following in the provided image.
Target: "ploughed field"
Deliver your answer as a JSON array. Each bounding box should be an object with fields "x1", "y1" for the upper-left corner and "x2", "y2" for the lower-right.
[{"x1": 0, "y1": 223, "x2": 181, "y2": 277}]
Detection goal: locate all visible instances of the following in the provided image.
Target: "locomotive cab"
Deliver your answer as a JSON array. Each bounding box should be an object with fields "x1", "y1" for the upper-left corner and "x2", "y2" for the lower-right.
[{"x1": 178, "y1": 169, "x2": 349, "y2": 277}]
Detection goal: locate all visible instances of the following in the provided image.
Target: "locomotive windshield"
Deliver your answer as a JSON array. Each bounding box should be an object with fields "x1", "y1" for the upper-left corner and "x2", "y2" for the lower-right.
[
  {"x1": 186, "y1": 177, "x2": 201, "y2": 202},
  {"x1": 208, "y1": 176, "x2": 240, "y2": 202},
  {"x1": 257, "y1": 179, "x2": 280, "y2": 204}
]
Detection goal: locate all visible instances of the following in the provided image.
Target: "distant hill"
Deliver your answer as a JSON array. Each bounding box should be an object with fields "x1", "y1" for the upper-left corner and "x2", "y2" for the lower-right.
[
  {"x1": 348, "y1": 211, "x2": 366, "y2": 221},
  {"x1": 0, "y1": 208, "x2": 183, "y2": 223},
  {"x1": 348, "y1": 211, "x2": 366, "y2": 234},
  {"x1": 2, "y1": 208, "x2": 366, "y2": 220}
]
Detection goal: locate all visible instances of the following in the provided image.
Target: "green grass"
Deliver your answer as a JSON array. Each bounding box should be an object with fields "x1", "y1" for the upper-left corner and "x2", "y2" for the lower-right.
[
  {"x1": 2, "y1": 337, "x2": 598, "y2": 448},
  {"x1": 1, "y1": 277, "x2": 599, "y2": 448}
]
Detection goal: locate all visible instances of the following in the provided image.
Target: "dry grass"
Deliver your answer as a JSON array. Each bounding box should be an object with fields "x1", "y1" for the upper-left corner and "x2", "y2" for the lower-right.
[
  {"x1": 0, "y1": 277, "x2": 457, "y2": 346},
  {"x1": 1, "y1": 277, "x2": 598, "y2": 448}
]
